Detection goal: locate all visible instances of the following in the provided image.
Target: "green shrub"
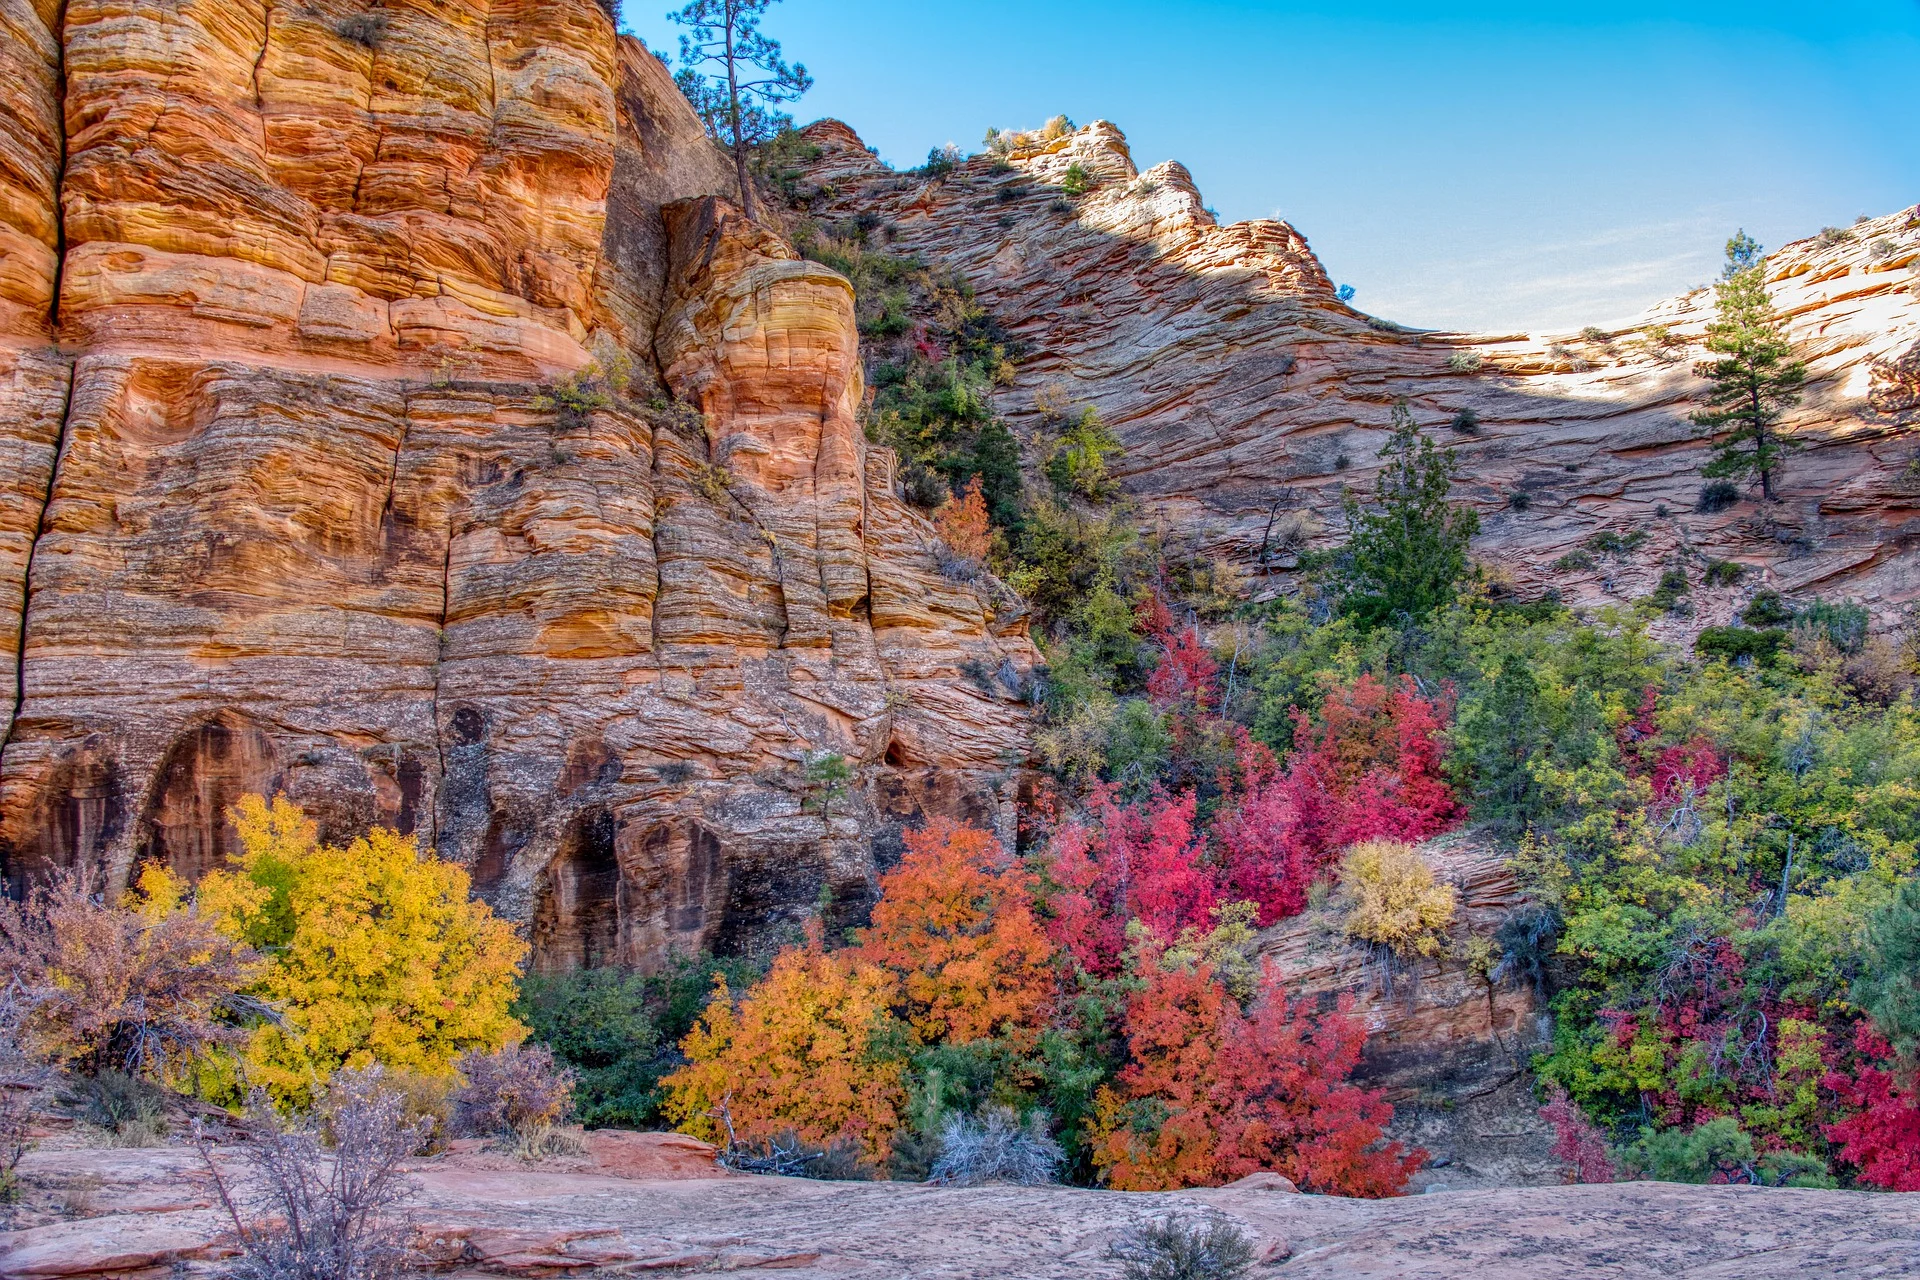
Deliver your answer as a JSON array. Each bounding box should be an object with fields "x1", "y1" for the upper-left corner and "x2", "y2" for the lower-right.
[
  {"x1": 1695, "y1": 625, "x2": 1787, "y2": 665},
  {"x1": 1643, "y1": 568, "x2": 1690, "y2": 613},
  {"x1": 1061, "y1": 162, "x2": 1091, "y2": 197},
  {"x1": 1553, "y1": 550, "x2": 1595, "y2": 572},
  {"x1": 1696, "y1": 480, "x2": 1740, "y2": 512},
  {"x1": 1702, "y1": 559, "x2": 1744, "y2": 586},
  {"x1": 515, "y1": 956, "x2": 766, "y2": 1130},
  {"x1": 1740, "y1": 589, "x2": 1793, "y2": 628},
  {"x1": 1045, "y1": 406, "x2": 1123, "y2": 502},
  {"x1": 1507, "y1": 491, "x2": 1531, "y2": 511},
  {"x1": 1797, "y1": 600, "x2": 1869, "y2": 654},
  {"x1": 1585, "y1": 529, "x2": 1648, "y2": 558},
  {"x1": 1446, "y1": 351, "x2": 1484, "y2": 373},
  {"x1": 1449, "y1": 407, "x2": 1480, "y2": 434}
]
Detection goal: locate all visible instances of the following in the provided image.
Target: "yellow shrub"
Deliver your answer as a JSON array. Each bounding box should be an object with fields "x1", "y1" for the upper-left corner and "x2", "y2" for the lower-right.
[
  {"x1": 1337, "y1": 840, "x2": 1457, "y2": 959},
  {"x1": 203, "y1": 795, "x2": 528, "y2": 1107}
]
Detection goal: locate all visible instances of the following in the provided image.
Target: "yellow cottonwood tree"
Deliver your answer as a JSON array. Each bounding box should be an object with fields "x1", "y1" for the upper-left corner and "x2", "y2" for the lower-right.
[{"x1": 202, "y1": 795, "x2": 527, "y2": 1106}]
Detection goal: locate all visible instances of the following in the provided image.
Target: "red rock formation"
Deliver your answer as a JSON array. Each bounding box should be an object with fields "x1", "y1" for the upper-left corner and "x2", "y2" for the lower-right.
[
  {"x1": 795, "y1": 120, "x2": 1920, "y2": 630},
  {"x1": 0, "y1": 8, "x2": 1034, "y2": 970}
]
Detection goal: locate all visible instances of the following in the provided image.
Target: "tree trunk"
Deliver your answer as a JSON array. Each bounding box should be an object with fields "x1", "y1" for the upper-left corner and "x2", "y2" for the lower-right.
[
  {"x1": 1752, "y1": 379, "x2": 1773, "y2": 500},
  {"x1": 723, "y1": 13, "x2": 757, "y2": 223}
]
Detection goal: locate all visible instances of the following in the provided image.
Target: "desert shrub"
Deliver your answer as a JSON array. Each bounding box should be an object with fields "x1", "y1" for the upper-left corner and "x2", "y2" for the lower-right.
[
  {"x1": 1041, "y1": 114, "x2": 1074, "y2": 141},
  {"x1": 1507, "y1": 490, "x2": 1531, "y2": 511},
  {"x1": 1816, "y1": 226, "x2": 1855, "y2": 248},
  {"x1": 532, "y1": 356, "x2": 631, "y2": 430},
  {"x1": 928, "y1": 1105, "x2": 1064, "y2": 1186},
  {"x1": 1580, "y1": 326, "x2": 1611, "y2": 344},
  {"x1": 452, "y1": 1044, "x2": 575, "y2": 1158},
  {"x1": 1696, "y1": 479, "x2": 1740, "y2": 512},
  {"x1": 1702, "y1": 559, "x2": 1744, "y2": 586},
  {"x1": 333, "y1": 12, "x2": 389, "y2": 49},
  {"x1": 1492, "y1": 905, "x2": 1561, "y2": 1000},
  {"x1": 70, "y1": 1070, "x2": 171, "y2": 1147},
  {"x1": 0, "y1": 866, "x2": 255, "y2": 1078},
  {"x1": 1446, "y1": 350, "x2": 1484, "y2": 373},
  {"x1": 203, "y1": 1067, "x2": 429, "y2": 1280},
  {"x1": 1695, "y1": 625, "x2": 1787, "y2": 665},
  {"x1": 200, "y1": 796, "x2": 527, "y2": 1108},
  {"x1": 1449, "y1": 406, "x2": 1480, "y2": 433},
  {"x1": 1061, "y1": 162, "x2": 1091, "y2": 197},
  {"x1": 1111, "y1": 1213, "x2": 1257, "y2": 1280},
  {"x1": 1336, "y1": 840, "x2": 1456, "y2": 960},
  {"x1": 1553, "y1": 550, "x2": 1595, "y2": 572}
]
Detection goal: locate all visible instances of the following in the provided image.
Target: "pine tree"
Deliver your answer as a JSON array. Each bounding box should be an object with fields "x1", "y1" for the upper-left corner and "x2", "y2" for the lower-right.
[
  {"x1": 1461, "y1": 654, "x2": 1547, "y2": 833},
  {"x1": 1692, "y1": 232, "x2": 1807, "y2": 501},
  {"x1": 669, "y1": 0, "x2": 812, "y2": 224},
  {"x1": 1338, "y1": 400, "x2": 1480, "y2": 627},
  {"x1": 1855, "y1": 874, "x2": 1920, "y2": 1062}
]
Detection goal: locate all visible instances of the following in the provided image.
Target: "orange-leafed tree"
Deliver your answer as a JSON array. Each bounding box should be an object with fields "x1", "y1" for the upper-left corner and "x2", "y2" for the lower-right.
[
  {"x1": 662, "y1": 925, "x2": 908, "y2": 1167},
  {"x1": 1089, "y1": 955, "x2": 1233, "y2": 1190},
  {"x1": 934, "y1": 475, "x2": 992, "y2": 564},
  {"x1": 859, "y1": 818, "x2": 1057, "y2": 1046},
  {"x1": 1090, "y1": 950, "x2": 1421, "y2": 1196}
]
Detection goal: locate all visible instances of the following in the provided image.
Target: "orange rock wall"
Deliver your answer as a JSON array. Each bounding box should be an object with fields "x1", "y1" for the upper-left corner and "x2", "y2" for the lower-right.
[{"x1": 0, "y1": 7, "x2": 1035, "y2": 969}]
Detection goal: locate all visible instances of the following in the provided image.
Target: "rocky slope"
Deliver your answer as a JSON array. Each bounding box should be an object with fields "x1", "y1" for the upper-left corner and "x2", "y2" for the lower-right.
[
  {"x1": 4, "y1": 1138, "x2": 1919, "y2": 1279},
  {"x1": 793, "y1": 120, "x2": 1920, "y2": 633},
  {"x1": 0, "y1": 5, "x2": 1034, "y2": 968}
]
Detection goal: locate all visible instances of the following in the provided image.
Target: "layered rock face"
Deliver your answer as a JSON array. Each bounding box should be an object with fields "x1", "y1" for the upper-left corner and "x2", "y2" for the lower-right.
[
  {"x1": 795, "y1": 121, "x2": 1920, "y2": 631},
  {"x1": 0, "y1": 7, "x2": 1034, "y2": 968}
]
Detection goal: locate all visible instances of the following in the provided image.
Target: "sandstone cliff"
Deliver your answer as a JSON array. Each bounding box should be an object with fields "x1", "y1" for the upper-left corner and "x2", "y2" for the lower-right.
[
  {"x1": 0, "y1": 6, "x2": 1035, "y2": 969},
  {"x1": 793, "y1": 120, "x2": 1920, "y2": 635}
]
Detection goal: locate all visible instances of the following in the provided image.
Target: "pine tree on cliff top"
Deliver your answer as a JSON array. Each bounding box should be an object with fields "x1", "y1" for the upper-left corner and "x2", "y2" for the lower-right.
[
  {"x1": 670, "y1": 0, "x2": 812, "y2": 225},
  {"x1": 1692, "y1": 231, "x2": 1807, "y2": 501},
  {"x1": 1337, "y1": 400, "x2": 1480, "y2": 627}
]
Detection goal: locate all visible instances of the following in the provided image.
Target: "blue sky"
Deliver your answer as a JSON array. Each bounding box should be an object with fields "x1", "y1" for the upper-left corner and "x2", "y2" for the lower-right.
[{"x1": 622, "y1": 2, "x2": 1920, "y2": 333}]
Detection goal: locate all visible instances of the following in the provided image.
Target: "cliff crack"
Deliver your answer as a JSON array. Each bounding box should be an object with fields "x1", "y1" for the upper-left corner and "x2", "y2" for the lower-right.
[
  {"x1": 428, "y1": 510, "x2": 453, "y2": 853},
  {"x1": 1, "y1": 358, "x2": 79, "y2": 763},
  {"x1": 250, "y1": 2, "x2": 274, "y2": 150},
  {"x1": 48, "y1": 0, "x2": 69, "y2": 330}
]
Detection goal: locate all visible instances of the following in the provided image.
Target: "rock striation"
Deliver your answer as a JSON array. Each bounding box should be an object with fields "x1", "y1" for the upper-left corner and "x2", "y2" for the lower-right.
[
  {"x1": 0, "y1": 6, "x2": 1034, "y2": 968},
  {"x1": 793, "y1": 120, "x2": 1920, "y2": 632}
]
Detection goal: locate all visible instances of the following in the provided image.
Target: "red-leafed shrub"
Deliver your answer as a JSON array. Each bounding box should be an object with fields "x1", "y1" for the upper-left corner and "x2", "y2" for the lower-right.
[
  {"x1": 1211, "y1": 678, "x2": 1459, "y2": 927},
  {"x1": 1089, "y1": 952, "x2": 1420, "y2": 1195},
  {"x1": 1826, "y1": 1024, "x2": 1920, "y2": 1191},
  {"x1": 1146, "y1": 624, "x2": 1219, "y2": 713},
  {"x1": 1539, "y1": 1084, "x2": 1616, "y2": 1183},
  {"x1": 1046, "y1": 789, "x2": 1218, "y2": 976},
  {"x1": 1652, "y1": 737, "x2": 1724, "y2": 805}
]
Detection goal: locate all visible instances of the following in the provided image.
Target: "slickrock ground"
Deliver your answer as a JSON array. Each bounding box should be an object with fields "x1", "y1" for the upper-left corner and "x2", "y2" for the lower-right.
[
  {"x1": 2, "y1": 1138, "x2": 1916, "y2": 1279},
  {"x1": 793, "y1": 121, "x2": 1920, "y2": 628},
  {"x1": 0, "y1": 6, "x2": 1033, "y2": 965}
]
